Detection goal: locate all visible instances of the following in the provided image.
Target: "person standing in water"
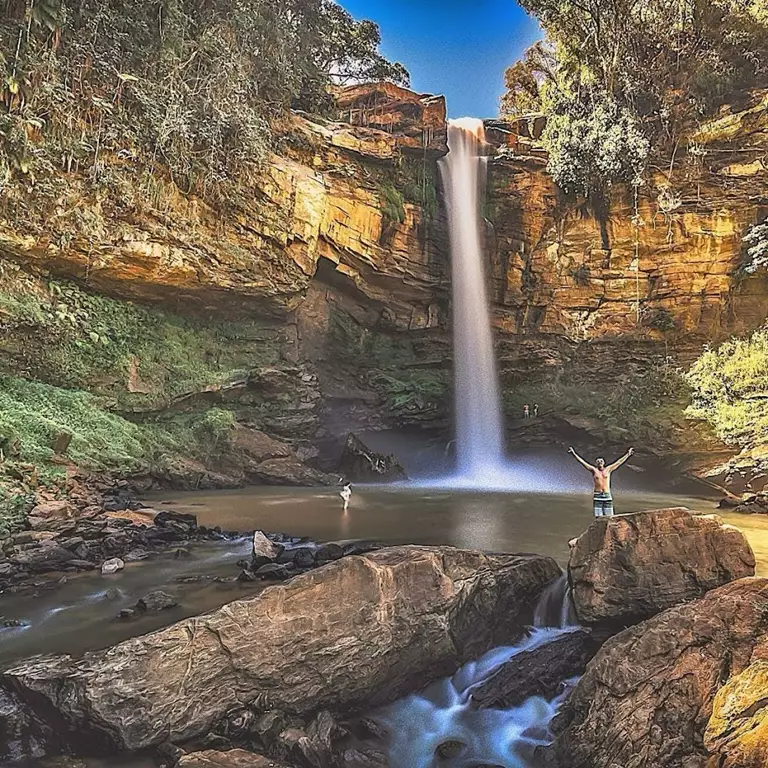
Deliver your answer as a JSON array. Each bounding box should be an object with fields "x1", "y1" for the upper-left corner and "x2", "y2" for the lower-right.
[
  {"x1": 568, "y1": 446, "x2": 634, "y2": 517},
  {"x1": 340, "y1": 483, "x2": 352, "y2": 513}
]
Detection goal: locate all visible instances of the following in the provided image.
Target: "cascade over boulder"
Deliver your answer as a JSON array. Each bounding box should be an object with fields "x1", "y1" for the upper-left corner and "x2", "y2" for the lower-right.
[
  {"x1": 337, "y1": 433, "x2": 407, "y2": 482},
  {"x1": 568, "y1": 508, "x2": 755, "y2": 625},
  {"x1": 545, "y1": 577, "x2": 768, "y2": 768},
  {"x1": 0, "y1": 546, "x2": 559, "y2": 759}
]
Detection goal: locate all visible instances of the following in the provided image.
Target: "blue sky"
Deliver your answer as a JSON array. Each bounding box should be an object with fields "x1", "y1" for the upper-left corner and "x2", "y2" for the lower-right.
[{"x1": 339, "y1": 0, "x2": 542, "y2": 118}]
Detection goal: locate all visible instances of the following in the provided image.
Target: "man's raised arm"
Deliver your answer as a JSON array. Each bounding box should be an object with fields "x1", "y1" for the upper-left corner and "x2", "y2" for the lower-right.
[
  {"x1": 568, "y1": 447, "x2": 595, "y2": 472},
  {"x1": 607, "y1": 447, "x2": 635, "y2": 471}
]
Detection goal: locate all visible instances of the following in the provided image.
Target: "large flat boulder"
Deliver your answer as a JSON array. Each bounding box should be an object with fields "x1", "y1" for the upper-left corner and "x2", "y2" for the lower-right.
[
  {"x1": 545, "y1": 577, "x2": 768, "y2": 768},
  {"x1": 569, "y1": 508, "x2": 755, "y2": 625},
  {"x1": 0, "y1": 546, "x2": 558, "y2": 759}
]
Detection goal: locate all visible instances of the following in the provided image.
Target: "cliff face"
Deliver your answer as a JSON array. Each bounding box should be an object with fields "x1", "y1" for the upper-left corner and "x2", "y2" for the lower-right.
[{"x1": 1, "y1": 84, "x2": 767, "y2": 492}]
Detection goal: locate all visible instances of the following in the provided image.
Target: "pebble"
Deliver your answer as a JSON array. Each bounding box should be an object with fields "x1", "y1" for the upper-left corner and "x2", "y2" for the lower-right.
[{"x1": 101, "y1": 558, "x2": 125, "y2": 575}]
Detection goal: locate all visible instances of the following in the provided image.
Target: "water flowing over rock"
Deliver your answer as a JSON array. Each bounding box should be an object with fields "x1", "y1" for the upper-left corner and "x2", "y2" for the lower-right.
[
  {"x1": 0, "y1": 546, "x2": 559, "y2": 759},
  {"x1": 568, "y1": 507, "x2": 755, "y2": 625},
  {"x1": 337, "y1": 433, "x2": 407, "y2": 482},
  {"x1": 545, "y1": 577, "x2": 768, "y2": 768}
]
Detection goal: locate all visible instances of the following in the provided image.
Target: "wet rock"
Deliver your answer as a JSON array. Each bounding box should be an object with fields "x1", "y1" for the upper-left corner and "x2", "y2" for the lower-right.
[
  {"x1": 254, "y1": 563, "x2": 291, "y2": 581},
  {"x1": 101, "y1": 557, "x2": 125, "y2": 575},
  {"x1": 315, "y1": 543, "x2": 343, "y2": 563},
  {"x1": 117, "y1": 608, "x2": 138, "y2": 620},
  {"x1": 124, "y1": 548, "x2": 150, "y2": 562},
  {"x1": 137, "y1": 591, "x2": 179, "y2": 612},
  {"x1": 236, "y1": 569, "x2": 257, "y2": 582},
  {"x1": 0, "y1": 547, "x2": 559, "y2": 755},
  {"x1": 154, "y1": 510, "x2": 198, "y2": 528},
  {"x1": 569, "y1": 508, "x2": 755, "y2": 625},
  {"x1": 275, "y1": 726, "x2": 327, "y2": 768},
  {"x1": 66, "y1": 559, "x2": 96, "y2": 570},
  {"x1": 545, "y1": 578, "x2": 768, "y2": 768},
  {"x1": 291, "y1": 547, "x2": 316, "y2": 569},
  {"x1": 178, "y1": 750, "x2": 290, "y2": 767},
  {"x1": 435, "y1": 740, "x2": 466, "y2": 759},
  {"x1": 254, "y1": 710, "x2": 290, "y2": 749},
  {"x1": 252, "y1": 530, "x2": 282, "y2": 569},
  {"x1": 11, "y1": 542, "x2": 76, "y2": 573},
  {"x1": 339, "y1": 748, "x2": 388, "y2": 768},
  {"x1": 338, "y1": 433, "x2": 407, "y2": 483},
  {"x1": 470, "y1": 629, "x2": 609, "y2": 710},
  {"x1": 341, "y1": 541, "x2": 381, "y2": 558},
  {"x1": 705, "y1": 660, "x2": 768, "y2": 768}
]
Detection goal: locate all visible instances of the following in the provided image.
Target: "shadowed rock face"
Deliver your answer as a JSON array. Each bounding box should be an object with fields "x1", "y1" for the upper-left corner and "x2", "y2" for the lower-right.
[
  {"x1": 0, "y1": 546, "x2": 559, "y2": 760},
  {"x1": 338, "y1": 433, "x2": 407, "y2": 483},
  {"x1": 569, "y1": 507, "x2": 755, "y2": 625},
  {"x1": 545, "y1": 577, "x2": 768, "y2": 768}
]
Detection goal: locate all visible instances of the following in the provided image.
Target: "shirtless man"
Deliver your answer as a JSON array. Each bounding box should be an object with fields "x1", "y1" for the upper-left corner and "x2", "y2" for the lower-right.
[{"x1": 568, "y1": 446, "x2": 634, "y2": 518}]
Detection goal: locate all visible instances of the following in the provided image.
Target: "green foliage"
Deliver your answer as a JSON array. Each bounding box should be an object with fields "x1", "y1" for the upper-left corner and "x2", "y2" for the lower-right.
[
  {"x1": 542, "y1": 93, "x2": 649, "y2": 196},
  {"x1": 500, "y1": 41, "x2": 557, "y2": 116},
  {"x1": 195, "y1": 408, "x2": 235, "y2": 446},
  {"x1": 0, "y1": 265, "x2": 279, "y2": 410},
  {"x1": 508, "y1": 0, "x2": 768, "y2": 194},
  {"x1": 0, "y1": 375, "x2": 147, "y2": 469},
  {"x1": 0, "y1": 0, "x2": 408, "y2": 203},
  {"x1": 372, "y1": 370, "x2": 448, "y2": 412},
  {"x1": 740, "y1": 219, "x2": 768, "y2": 275},
  {"x1": 380, "y1": 181, "x2": 406, "y2": 225},
  {"x1": 686, "y1": 329, "x2": 768, "y2": 448}
]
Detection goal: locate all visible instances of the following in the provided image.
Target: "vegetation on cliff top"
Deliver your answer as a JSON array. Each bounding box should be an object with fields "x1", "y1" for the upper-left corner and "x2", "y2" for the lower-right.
[
  {"x1": 0, "y1": 0, "x2": 408, "y2": 206},
  {"x1": 503, "y1": 0, "x2": 768, "y2": 195},
  {"x1": 686, "y1": 328, "x2": 768, "y2": 449}
]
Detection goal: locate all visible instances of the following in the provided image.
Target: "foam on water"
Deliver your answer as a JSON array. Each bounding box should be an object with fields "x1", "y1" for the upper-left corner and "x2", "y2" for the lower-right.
[{"x1": 373, "y1": 580, "x2": 579, "y2": 767}]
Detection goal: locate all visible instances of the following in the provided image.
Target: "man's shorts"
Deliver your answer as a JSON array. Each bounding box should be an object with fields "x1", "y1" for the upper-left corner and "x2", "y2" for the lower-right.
[{"x1": 593, "y1": 492, "x2": 614, "y2": 517}]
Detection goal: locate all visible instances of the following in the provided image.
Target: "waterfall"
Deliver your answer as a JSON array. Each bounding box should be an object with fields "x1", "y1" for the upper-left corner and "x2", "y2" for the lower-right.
[
  {"x1": 533, "y1": 574, "x2": 578, "y2": 629},
  {"x1": 439, "y1": 119, "x2": 506, "y2": 480}
]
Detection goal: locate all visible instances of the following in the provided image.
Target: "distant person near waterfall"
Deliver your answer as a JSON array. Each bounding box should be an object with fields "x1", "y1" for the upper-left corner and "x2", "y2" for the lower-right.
[{"x1": 568, "y1": 447, "x2": 634, "y2": 518}]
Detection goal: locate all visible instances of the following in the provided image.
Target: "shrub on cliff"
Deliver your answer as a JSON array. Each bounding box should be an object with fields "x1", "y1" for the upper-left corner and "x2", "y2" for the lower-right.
[
  {"x1": 0, "y1": 0, "x2": 408, "y2": 205},
  {"x1": 686, "y1": 329, "x2": 768, "y2": 448}
]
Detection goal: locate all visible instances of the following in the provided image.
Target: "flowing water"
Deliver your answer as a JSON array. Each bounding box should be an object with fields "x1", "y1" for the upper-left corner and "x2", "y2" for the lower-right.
[{"x1": 440, "y1": 119, "x2": 506, "y2": 481}]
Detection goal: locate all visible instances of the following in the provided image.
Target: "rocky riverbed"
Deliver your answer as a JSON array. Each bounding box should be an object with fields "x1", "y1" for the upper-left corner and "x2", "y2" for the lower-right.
[{"x1": 1, "y1": 506, "x2": 767, "y2": 768}]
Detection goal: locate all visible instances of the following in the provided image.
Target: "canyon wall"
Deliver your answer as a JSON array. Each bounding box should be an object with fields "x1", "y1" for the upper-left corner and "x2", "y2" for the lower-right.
[{"x1": 1, "y1": 84, "x2": 767, "y2": 489}]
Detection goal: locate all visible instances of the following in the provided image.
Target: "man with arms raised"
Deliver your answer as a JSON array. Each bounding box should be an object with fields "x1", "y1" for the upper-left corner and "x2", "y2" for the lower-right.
[{"x1": 568, "y1": 446, "x2": 634, "y2": 518}]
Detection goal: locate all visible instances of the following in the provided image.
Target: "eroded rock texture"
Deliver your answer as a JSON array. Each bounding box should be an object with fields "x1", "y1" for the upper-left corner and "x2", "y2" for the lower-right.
[
  {"x1": 0, "y1": 546, "x2": 559, "y2": 758},
  {"x1": 178, "y1": 750, "x2": 289, "y2": 767},
  {"x1": 546, "y1": 577, "x2": 768, "y2": 768},
  {"x1": 568, "y1": 508, "x2": 755, "y2": 625},
  {"x1": 705, "y1": 660, "x2": 768, "y2": 768}
]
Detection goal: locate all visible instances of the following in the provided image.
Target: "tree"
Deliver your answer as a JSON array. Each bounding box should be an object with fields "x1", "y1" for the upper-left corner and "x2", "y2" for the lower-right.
[{"x1": 500, "y1": 41, "x2": 557, "y2": 116}]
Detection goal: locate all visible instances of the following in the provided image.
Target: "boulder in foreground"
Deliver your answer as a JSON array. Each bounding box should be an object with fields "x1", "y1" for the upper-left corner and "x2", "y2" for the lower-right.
[
  {"x1": 545, "y1": 577, "x2": 768, "y2": 768},
  {"x1": 569, "y1": 507, "x2": 755, "y2": 625},
  {"x1": 0, "y1": 546, "x2": 558, "y2": 759}
]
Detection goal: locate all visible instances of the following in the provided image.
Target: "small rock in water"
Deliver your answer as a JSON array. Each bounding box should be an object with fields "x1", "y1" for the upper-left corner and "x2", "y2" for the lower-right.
[
  {"x1": 101, "y1": 557, "x2": 125, "y2": 575},
  {"x1": 2, "y1": 619, "x2": 26, "y2": 628},
  {"x1": 435, "y1": 740, "x2": 466, "y2": 759},
  {"x1": 252, "y1": 530, "x2": 282, "y2": 565},
  {"x1": 254, "y1": 563, "x2": 291, "y2": 581},
  {"x1": 315, "y1": 543, "x2": 343, "y2": 563},
  {"x1": 137, "y1": 590, "x2": 179, "y2": 612},
  {"x1": 291, "y1": 547, "x2": 316, "y2": 569},
  {"x1": 117, "y1": 608, "x2": 138, "y2": 620},
  {"x1": 237, "y1": 569, "x2": 257, "y2": 582}
]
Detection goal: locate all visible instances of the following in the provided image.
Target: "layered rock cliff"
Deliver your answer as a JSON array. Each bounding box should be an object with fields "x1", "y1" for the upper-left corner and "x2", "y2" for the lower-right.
[{"x1": 1, "y1": 83, "x2": 767, "y2": 499}]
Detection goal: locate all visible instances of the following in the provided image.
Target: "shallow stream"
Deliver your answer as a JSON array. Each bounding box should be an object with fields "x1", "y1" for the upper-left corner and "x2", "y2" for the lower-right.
[{"x1": 4, "y1": 449, "x2": 768, "y2": 767}]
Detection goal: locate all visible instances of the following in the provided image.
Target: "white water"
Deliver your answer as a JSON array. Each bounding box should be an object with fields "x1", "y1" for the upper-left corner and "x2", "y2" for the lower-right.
[
  {"x1": 375, "y1": 577, "x2": 578, "y2": 767},
  {"x1": 440, "y1": 119, "x2": 507, "y2": 484}
]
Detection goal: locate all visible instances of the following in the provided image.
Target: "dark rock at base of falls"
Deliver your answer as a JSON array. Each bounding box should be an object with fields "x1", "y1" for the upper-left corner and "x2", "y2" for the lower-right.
[
  {"x1": 178, "y1": 750, "x2": 292, "y2": 767},
  {"x1": 337, "y1": 434, "x2": 407, "y2": 483},
  {"x1": 470, "y1": 629, "x2": 610, "y2": 710},
  {"x1": 0, "y1": 546, "x2": 559, "y2": 758}
]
